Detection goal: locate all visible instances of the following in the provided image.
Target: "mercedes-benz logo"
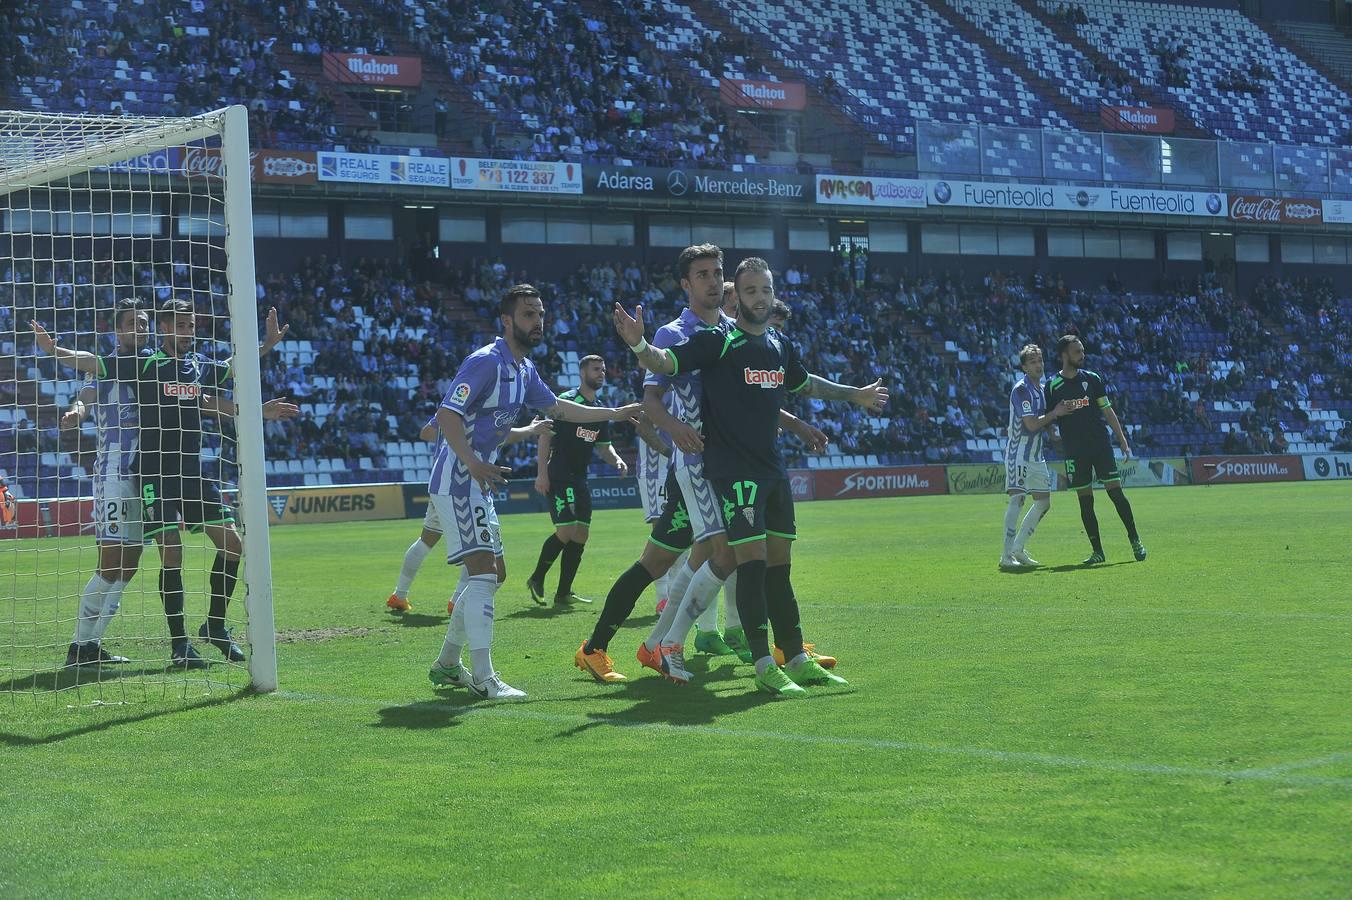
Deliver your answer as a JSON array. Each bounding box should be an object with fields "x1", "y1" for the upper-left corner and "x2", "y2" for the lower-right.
[{"x1": 666, "y1": 170, "x2": 688, "y2": 196}]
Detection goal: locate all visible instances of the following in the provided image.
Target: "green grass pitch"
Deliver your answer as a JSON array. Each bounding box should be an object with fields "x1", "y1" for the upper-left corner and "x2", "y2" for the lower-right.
[{"x1": 2, "y1": 482, "x2": 1349, "y2": 897}]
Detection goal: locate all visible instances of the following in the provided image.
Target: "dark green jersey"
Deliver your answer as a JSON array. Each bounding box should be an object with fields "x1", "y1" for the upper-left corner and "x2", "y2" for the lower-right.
[
  {"x1": 1046, "y1": 368, "x2": 1112, "y2": 456},
  {"x1": 102, "y1": 347, "x2": 230, "y2": 476},
  {"x1": 546, "y1": 388, "x2": 610, "y2": 479}
]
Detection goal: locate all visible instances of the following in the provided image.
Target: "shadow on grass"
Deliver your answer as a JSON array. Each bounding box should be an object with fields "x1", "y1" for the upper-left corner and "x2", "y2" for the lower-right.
[
  {"x1": 388, "y1": 612, "x2": 448, "y2": 629},
  {"x1": 373, "y1": 696, "x2": 477, "y2": 730},
  {"x1": 501, "y1": 603, "x2": 588, "y2": 621},
  {"x1": 1035, "y1": 561, "x2": 1137, "y2": 574},
  {"x1": 0, "y1": 690, "x2": 251, "y2": 747}
]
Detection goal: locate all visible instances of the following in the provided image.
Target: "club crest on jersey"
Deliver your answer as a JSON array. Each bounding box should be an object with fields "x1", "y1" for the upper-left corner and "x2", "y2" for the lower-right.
[
  {"x1": 450, "y1": 382, "x2": 472, "y2": 406},
  {"x1": 268, "y1": 494, "x2": 289, "y2": 519},
  {"x1": 162, "y1": 382, "x2": 201, "y2": 399},
  {"x1": 575, "y1": 425, "x2": 600, "y2": 443},
  {"x1": 1081, "y1": 381, "x2": 1088, "y2": 391},
  {"x1": 743, "y1": 366, "x2": 785, "y2": 388},
  {"x1": 741, "y1": 507, "x2": 755, "y2": 525}
]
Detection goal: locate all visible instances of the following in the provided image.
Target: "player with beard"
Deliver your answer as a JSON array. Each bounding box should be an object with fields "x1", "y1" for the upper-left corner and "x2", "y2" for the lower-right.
[
  {"x1": 1047, "y1": 334, "x2": 1146, "y2": 565},
  {"x1": 1000, "y1": 344, "x2": 1069, "y2": 570},
  {"x1": 425, "y1": 285, "x2": 638, "y2": 699},
  {"x1": 527, "y1": 354, "x2": 629, "y2": 607},
  {"x1": 617, "y1": 257, "x2": 886, "y2": 695}
]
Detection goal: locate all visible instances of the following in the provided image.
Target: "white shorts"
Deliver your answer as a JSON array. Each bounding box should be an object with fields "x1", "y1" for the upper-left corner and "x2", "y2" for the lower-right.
[
  {"x1": 429, "y1": 482, "x2": 502, "y2": 565},
  {"x1": 674, "y1": 457, "x2": 725, "y2": 542},
  {"x1": 638, "y1": 452, "x2": 670, "y2": 523},
  {"x1": 94, "y1": 477, "x2": 147, "y2": 545},
  {"x1": 1006, "y1": 458, "x2": 1053, "y2": 494},
  {"x1": 421, "y1": 500, "x2": 443, "y2": 533}
]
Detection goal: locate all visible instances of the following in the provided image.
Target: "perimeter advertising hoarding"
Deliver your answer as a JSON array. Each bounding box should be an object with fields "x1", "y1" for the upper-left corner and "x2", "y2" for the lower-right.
[
  {"x1": 266, "y1": 484, "x2": 406, "y2": 526},
  {"x1": 1044, "y1": 457, "x2": 1190, "y2": 488},
  {"x1": 1301, "y1": 453, "x2": 1352, "y2": 480},
  {"x1": 179, "y1": 147, "x2": 318, "y2": 185},
  {"x1": 813, "y1": 466, "x2": 947, "y2": 499},
  {"x1": 1228, "y1": 195, "x2": 1322, "y2": 225},
  {"x1": 454, "y1": 158, "x2": 583, "y2": 195},
  {"x1": 401, "y1": 478, "x2": 640, "y2": 521},
  {"x1": 1, "y1": 499, "x2": 94, "y2": 539},
  {"x1": 318, "y1": 152, "x2": 450, "y2": 186},
  {"x1": 585, "y1": 166, "x2": 810, "y2": 201},
  {"x1": 815, "y1": 174, "x2": 928, "y2": 208},
  {"x1": 1188, "y1": 455, "x2": 1303, "y2": 484},
  {"x1": 926, "y1": 180, "x2": 1228, "y2": 217}
]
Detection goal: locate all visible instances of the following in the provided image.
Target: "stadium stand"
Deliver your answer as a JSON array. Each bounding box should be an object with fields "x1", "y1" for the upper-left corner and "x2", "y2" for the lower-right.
[{"x1": 4, "y1": 250, "x2": 1348, "y2": 500}]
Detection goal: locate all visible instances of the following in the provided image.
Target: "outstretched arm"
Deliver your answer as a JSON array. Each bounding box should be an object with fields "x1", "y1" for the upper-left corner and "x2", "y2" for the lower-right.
[
  {"x1": 31, "y1": 321, "x2": 101, "y2": 375},
  {"x1": 60, "y1": 385, "x2": 98, "y2": 430},
  {"x1": 1022, "y1": 400, "x2": 1070, "y2": 434},
  {"x1": 506, "y1": 417, "x2": 551, "y2": 445},
  {"x1": 547, "y1": 397, "x2": 641, "y2": 424},
  {"x1": 798, "y1": 373, "x2": 889, "y2": 411}
]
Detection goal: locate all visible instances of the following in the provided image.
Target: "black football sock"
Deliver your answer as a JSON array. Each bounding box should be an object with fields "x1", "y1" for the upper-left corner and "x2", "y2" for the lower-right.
[
  {"x1": 766, "y1": 563, "x2": 804, "y2": 663},
  {"x1": 160, "y1": 568, "x2": 186, "y2": 641},
  {"x1": 585, "y1": 562, "x2": 653, "y2": 653},
  {"x1": 555, "y1": 542, "x2": 585, "y2": 598},
  {"x1": 208, "y1": 554, "x2": 240, "y2": 629},
  {"x1": 1107, "y1": 488, "x2": 1139, "y2": 542},
  {"x1": 531, "y1": 534, "x2": 565, "y2": 584},
  {"x1": 1078, "y1": 493, "x2": 1103, "y2": 554},
  {"x1": 733, "y1": 560, "x2": 772, "y2": 663}
]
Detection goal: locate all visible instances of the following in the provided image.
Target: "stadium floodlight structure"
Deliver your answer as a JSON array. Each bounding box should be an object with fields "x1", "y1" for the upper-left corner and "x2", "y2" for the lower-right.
[{"x1": 1, "y1": 106, "x2": 276, "y2": 702}]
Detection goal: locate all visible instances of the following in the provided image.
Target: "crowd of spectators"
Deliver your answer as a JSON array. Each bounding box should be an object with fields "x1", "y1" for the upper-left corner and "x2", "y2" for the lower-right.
[{"x1": 4, "y1": 249, "x2": 1351, "y2": 497}]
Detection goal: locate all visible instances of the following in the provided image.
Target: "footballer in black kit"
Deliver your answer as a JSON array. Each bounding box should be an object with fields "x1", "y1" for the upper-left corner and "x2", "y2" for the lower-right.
[
  {"x1": 616, "y1": 257, "x2": 889, "y2": 697},
  {"x1": 528, "y1": 355, "x2": 628, "y2": 606},
  {"x1": 1047, "y1": 334, "x2": 1146, "y2": 564}
]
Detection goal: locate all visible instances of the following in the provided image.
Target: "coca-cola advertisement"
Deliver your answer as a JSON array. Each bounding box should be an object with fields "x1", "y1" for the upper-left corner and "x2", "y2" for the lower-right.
[
  {"x1": 179, "y1": 147, "x2": 318, "y2": 185},
  {"x1": 787, "y1": 469, "x2": 815, "y2": 502},
  {"x1": 1228, "y1": 195, "x2": 1323, "y2": 225},
  {"x1": 323, "y1": 52, "x2": 422, "y2": 87}
]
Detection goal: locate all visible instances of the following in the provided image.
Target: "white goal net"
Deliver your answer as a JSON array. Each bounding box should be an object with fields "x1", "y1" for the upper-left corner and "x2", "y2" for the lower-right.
[{"x1": 1, "y1": 106, "x2": 276, "y2": 705}]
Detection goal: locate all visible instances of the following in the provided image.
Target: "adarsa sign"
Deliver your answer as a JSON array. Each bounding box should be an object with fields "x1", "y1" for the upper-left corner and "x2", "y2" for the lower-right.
[{"x1": 1228, "y1": 195, "x2": 1322, "y2": 225}]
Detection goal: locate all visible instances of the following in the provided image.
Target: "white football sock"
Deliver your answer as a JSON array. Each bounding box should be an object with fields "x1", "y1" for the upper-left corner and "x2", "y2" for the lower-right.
[
  {"x1": 1003, "y1": 494, "x2": 1026, "y2": 556},
  {"x1": 754, "y1": 655, "x2": 775, "y2": 675},
  {"x1": 663, "y1": 562, "x2": 726, "y2": 647},
  {"x1": 436, "y1": 570, "x2": 473, "y2": 668},
  {"x1": 721, "y1": 570, "x2": 741, "y2": 630},
  {"x1": 695, "y1": 581, "x2": 720, "y2": 632},
  {"x1": 645, "y1": 558, "x2": 696, "y2": 651},
  {"x1": 74, "y1": 575, "x2": 113, "y2": 643},
  {"x1": 654, "y1": 568, "x2": 670, "y2": 605},
  {"x1": 1013, "y1": 497, "x2": 1051, "y2": 553},
  {"x1": 395, "y1": 538, "x2": 433, "y2": 599},
  {"x1": 460, "y1": 573, "x2": 500, "y2": 683},
  {"x1": 91, "y1": 579, "x2": 128, "y2": 642}
]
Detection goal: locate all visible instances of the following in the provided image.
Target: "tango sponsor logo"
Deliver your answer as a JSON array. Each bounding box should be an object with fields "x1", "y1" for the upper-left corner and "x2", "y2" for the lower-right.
[{"x1": 743, "y1": 367, "x2": 785, "y2": 388}]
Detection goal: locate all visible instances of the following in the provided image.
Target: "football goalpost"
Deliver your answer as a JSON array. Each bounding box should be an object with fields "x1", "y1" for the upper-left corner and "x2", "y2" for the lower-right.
[{"x1": 1, "y1": 105, "x2": 276, "y2": 703}]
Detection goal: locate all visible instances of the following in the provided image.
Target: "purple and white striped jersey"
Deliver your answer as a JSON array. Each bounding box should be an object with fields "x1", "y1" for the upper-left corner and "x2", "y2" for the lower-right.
[
  {"x1": 643, "y1": 308, "x2": 731, "y2": 468},
  {"x1": 636, "y1": 389, "x2": 678, "y2": 480},
  {"x1": 1006, "y1": 376, "x2": 1047, "y2": 464},
  {"x1": 427, "y1": 338, "x2": 557, "y2": 496},
  {"x1": 88, "y1": 357, "x2": 140, "y2": 479}
]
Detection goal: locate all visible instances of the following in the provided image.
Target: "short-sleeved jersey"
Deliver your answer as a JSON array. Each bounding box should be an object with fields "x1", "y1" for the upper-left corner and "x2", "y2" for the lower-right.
[
  {"x1": 546, "y1": 388, "x2": 610, "y2": 479},
  {"x1": 103, "y1": 347, "x2": 230, "y2": 476},
  {"x1": 1006, "y1": 376, "x2": 1047, "y2": 464},
  {"x1": 644, "y1": 308, "x2": 733, "y2": 469},
  {"x1": 87, "y1": 351, "x2": 140, "y2": 479},
  {"x1": 428, "y1": 337, "x2": 558, "y2": 495},
  {"x1": 1046, "y1": 368, "x2": 1112, "y2": 456},
  {"x1": 666, "y1": 322, "x2": 809, "y2": 481}
]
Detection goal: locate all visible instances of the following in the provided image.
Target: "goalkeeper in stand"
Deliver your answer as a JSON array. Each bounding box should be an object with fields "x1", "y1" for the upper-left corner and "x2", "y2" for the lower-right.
[{"x1": 34, "y1": 301, "x2": 297, "y2": 669}]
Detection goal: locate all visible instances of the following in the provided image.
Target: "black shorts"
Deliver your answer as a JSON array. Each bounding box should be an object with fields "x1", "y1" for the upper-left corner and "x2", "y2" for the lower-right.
[
  {"x1": 1065, "y1": 446, "x2": 1121, "y2": 489},
  {"x1": 711, "y1": 476, "x2": 796, "y2": 546},
  {"x1": 141, "y1": 473, "x2": 235, "y2": 538},
  {"x1": 548, "y1": 474, "x2": 592, "y2": 527},
  {"x1": 648, "y1": 467, "x2": 693, "y2": 553}
]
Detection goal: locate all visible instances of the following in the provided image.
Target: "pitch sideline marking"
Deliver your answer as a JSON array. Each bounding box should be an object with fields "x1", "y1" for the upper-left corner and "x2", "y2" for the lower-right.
[
  {"x1": 273, "y1": 690, "x2": 1351, "y2": 789},
  {"x1": 798, "y1": 603, "x2": 1352, "y2": 622}
]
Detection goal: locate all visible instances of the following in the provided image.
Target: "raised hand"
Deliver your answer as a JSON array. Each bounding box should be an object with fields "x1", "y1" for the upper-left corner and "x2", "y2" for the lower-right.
[
  {"x1": 263, "y1": 306, "x2": 291, "y2": 351},
  {"x1": 853, "y1": 379, "x2": 890, "y2": 412},
  {"x1": 612, "y1": 303, "x2": 645, "y2": 348},
  {"x1": 59, "y1": 408, "x2": 83, "y2": 430},
  {"x1": 30, "y1": 320, "x2": 55, "y2": 354}
]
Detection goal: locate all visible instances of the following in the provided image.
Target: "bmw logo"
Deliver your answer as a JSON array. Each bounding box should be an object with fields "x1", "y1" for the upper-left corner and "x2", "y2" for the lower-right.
[
  {"x1": 666, "y1": 170, "x2": 689, "y2": 196},
  {"x1": 933, "y1": 181, "x2": 952, "y2": 204},
  {"x1": 1206, "y1": 194, "x2": 1222, "y2": 214}
]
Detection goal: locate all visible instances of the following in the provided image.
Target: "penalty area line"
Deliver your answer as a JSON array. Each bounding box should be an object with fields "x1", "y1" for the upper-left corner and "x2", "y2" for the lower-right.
[{"x1": 272, "y1": 690, "x2": 1351, "y2": 789}]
